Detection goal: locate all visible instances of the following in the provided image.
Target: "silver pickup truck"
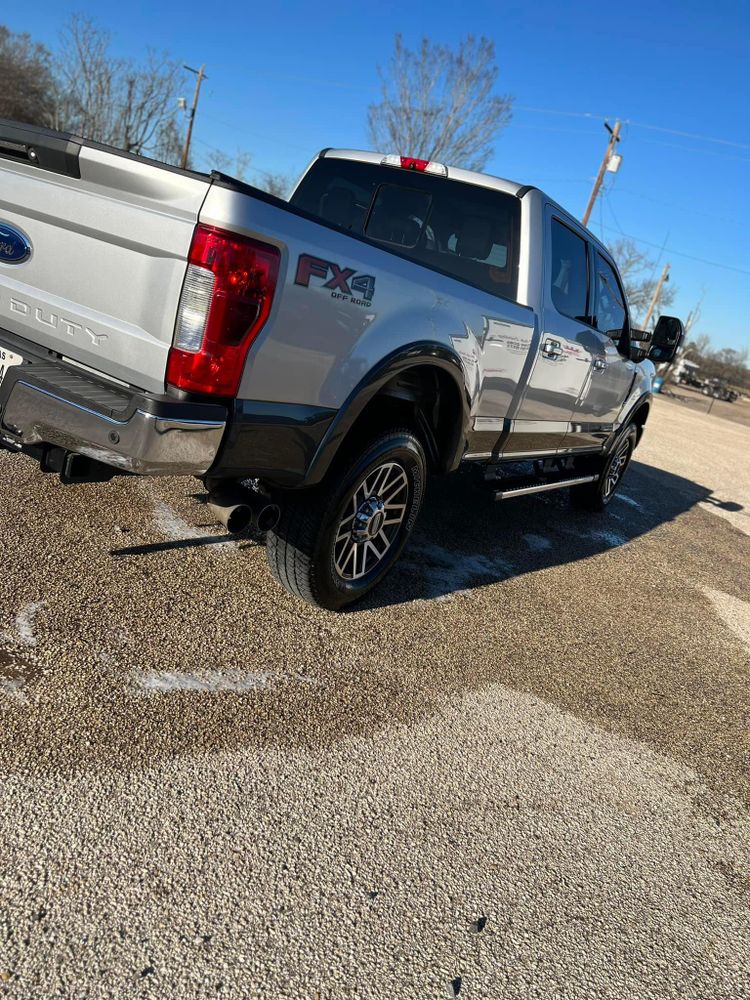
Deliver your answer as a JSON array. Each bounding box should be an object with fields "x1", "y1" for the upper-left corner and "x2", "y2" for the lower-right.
[{"x1": 0, "y1": 120, "x2": 682, "y2": 609}]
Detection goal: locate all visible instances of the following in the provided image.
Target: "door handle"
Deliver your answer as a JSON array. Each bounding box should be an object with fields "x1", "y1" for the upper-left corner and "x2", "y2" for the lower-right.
[
  {"x1": 592, "y1": 358, "x2": 607, "y2": 372},
  {"x1": 542, "y1": 338, "x2": 564, "y2": 359}
]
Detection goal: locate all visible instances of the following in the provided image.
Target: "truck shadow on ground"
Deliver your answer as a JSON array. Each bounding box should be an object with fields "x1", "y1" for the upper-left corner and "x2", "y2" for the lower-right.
[
  {"x1": 356, "y1": 460, "x2": 745, "y2": 609},
  {"x1": 1, "y1": 457, "x2": 748, "y2": 809}
]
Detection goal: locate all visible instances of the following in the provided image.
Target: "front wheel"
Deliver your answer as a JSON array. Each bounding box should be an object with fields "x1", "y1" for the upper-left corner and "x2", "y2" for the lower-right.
[
  {"x1": 570, "y1": 425, "x2": 637, "y2": 512},
  {"x1": 266, "y1": 429, "x2": 427, "y2": 610}
]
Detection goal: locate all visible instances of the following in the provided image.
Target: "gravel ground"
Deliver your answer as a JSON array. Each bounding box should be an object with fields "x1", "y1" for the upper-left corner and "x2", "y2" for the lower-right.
[{"x1": 0, "y1": 398, "x2": 748, "y2": 999}]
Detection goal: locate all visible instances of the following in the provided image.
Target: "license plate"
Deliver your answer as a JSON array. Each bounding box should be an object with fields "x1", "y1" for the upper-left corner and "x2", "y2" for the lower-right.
[{"x1": 0, "y1": 347, "x2": 23, "y2": 387}]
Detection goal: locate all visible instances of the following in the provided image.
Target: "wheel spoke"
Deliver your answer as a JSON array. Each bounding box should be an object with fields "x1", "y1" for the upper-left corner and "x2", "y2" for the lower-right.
[
  {"x1": 382, "y1": 478, "x2": 407, "y2": 505},
  {"x1": 333, "y1": 459, "x2": 410, "y2": 581},
  {"x1": 369, "y1": 463, "x2": 392, "y2": 497}
]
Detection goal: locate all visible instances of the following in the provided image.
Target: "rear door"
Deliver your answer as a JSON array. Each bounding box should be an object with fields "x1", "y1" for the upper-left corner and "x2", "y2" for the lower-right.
[
  {"x1": 0, "y1": 122, "x2": 210, "y2": 394},
  {"x1": 506, "y1": 211, "x2": 594, "y2": 456},
  {"x1": 564, "y1": 250, "x2": 636, "y2": 449}
]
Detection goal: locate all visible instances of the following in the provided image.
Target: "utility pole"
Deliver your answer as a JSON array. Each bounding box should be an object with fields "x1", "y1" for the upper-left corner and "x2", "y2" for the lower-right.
[
  {"x1": 582, "y1": 119, "x2": 622, "y2": 227},
  {"x1": 180, "y1": 64, "x2": 207, "y2": 171},
  {"x1": 643, "y1": 263, "x2": 670, "y2": 330}
]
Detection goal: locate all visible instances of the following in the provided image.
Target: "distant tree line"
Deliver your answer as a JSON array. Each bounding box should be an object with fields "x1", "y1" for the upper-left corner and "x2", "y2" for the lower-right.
[
  {"x1": 681, "y1": 333, "x2": 750, "y2": 390},
  {"x1": 0, "y1": 17, "x2": 288, "y2": 193}
]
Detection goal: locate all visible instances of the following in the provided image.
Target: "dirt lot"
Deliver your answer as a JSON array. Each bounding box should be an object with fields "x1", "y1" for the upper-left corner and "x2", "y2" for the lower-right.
[
  {"x1": 663, "y1": 381, "x2": 750, "y2": 427},
  {"x1": 0, "y1": 398, "x2": 748, "y2": 999}
]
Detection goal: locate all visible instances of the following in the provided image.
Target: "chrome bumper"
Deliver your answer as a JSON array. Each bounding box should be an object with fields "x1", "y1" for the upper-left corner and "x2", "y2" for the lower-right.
[{"x1": 1, "y1": 378, "x2": 226, "y2": 476}]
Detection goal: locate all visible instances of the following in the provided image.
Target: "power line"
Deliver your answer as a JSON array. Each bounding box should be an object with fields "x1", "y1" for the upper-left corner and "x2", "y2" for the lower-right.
[
  {"x1": 515, "y1": 105, "x2": 750, "y2": 151},
  {"x1": 596, "y1": 222, "x2": 750, "y2": 277}
]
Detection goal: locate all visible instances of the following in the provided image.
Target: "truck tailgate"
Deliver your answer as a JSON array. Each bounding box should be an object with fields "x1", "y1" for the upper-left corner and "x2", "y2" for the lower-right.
[{"x1": 0, "y1": 123, "x2": 211, "y2": 394}]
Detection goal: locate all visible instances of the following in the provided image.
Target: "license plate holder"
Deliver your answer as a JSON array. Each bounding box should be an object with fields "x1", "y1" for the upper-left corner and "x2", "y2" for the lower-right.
[{"x1": 0, "y1": 347, "x2": 23, "y2": 387}]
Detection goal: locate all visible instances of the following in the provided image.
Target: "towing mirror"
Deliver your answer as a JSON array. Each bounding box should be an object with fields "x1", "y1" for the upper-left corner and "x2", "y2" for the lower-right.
[
  {"x1": 629, "y1": 328, "x2": 652, "y2": 363},
  {"x1": 648, "y1": 316, "x2": 684, "y2": 363}
]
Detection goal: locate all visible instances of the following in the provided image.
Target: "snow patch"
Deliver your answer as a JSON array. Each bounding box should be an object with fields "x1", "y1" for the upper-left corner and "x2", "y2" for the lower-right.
[
  {"x1": 402, "y1": 541, "x2": 513, "y2": 602},
  {"x1": 523, "y1": 533, "x2": 552, "y2": 552},
  {"x1": 588, "y1": 529, "x2": 628, "y2": 548},
  {"x1": 151, "y1": 501, "x2": 235, "y2": 551},
  {"x1": 15, "y1": 601, "x2": 44, "y2": 646},
  {"x1": 135, "y1": 669, "x2": 317, "y2": 695},
  {"x1": 0, "y1": 601, "x2": 44, "y2": 648},
  {"x1": 0, "y1": 675, "x2": 27, "y2": 705},
  {"x1": 615, "y1": 492, "x2": 642, "y2": 509},
  {"x1": 137, "y1": 669, "x2": 272, "y2": 694}
]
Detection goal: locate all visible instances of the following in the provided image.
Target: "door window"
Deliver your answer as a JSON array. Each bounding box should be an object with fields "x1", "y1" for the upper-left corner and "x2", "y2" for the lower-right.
[
  {"x1": 593, "y1": 254, "x2": 628, "y2": 348},
  {"x1": 550, "y1": 219, "x2": 588, "y2": 321}
]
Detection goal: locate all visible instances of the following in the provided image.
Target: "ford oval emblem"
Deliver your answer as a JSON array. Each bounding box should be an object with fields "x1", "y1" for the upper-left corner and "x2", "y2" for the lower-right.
[{"x1": 0, "y1": 222, "x2": 32, "y2": 265}]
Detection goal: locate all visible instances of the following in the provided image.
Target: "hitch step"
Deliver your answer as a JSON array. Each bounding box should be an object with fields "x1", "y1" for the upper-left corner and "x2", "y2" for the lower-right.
[{"x1": 493, "y1": 474, "x2": 597, "y2": 501}]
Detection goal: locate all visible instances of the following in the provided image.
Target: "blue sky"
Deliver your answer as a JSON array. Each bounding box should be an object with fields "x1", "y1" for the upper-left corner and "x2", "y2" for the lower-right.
[{"x1": 4, "y1": 0, "x2": 749, "y2": 351}]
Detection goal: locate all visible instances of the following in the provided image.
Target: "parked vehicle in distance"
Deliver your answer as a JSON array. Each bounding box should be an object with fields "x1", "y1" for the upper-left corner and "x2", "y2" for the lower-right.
[
  {"x1": 702, "y1": 378, "x2": 739, "y2": 402},
  {"x1": 0, "y1": 121, "x2": 683, "y2": 608}
]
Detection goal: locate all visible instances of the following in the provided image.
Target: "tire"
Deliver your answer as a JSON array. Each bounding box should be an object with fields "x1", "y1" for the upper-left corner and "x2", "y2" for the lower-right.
[
  {"x1": 570, "y1": 424, "x2": 637, "y2": 512},
  {"x1": 266, "y1": 429, "x2": 427, "y2": 610}
]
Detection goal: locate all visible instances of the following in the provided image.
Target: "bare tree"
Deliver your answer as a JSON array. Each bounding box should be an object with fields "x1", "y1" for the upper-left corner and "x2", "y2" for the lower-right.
[
  {"x1": 255, "y1": 172, "x2": 292, "y2": 199},
  {"x1": 684, "y1": 332, "x2": 712, "y2": 358},
  {"x1": 211, "y1": 148, "x2": 254, "y2": 181},
  {"x1": 211, "y1": 147, "x2": 291, "y2": 197},
  {"x1": 368, "y1": 34, "x2": 513, "y2": 171},
  {"x1": 56, "y1": 16, "x2": 185, "y2": 161},
  {"x1": 608, "y1": 238, "x2": 676, "y2": 325},
  {"x1": 0, "y1": 25, "x2": 57, "y2": 126}
]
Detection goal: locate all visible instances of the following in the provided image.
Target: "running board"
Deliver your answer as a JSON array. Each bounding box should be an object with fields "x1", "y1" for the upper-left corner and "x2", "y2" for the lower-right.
[{"x1": 493, "y1": 474, "x2": 597, "y2": 501}]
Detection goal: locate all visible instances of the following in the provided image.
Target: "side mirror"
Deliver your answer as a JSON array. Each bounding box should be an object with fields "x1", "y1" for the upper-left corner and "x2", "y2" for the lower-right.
[
  {"x1": 648, "y1": 316, "x2": 684, "y2": 363},
  {"x1": 629, "y1": 328, "x2": 652, "y2": 363}
]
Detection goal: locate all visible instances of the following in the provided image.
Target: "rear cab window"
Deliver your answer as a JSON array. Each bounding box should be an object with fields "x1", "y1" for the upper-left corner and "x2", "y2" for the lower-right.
[{"x1": 291, "y1": 157, "x2": 522, "y2": 301}]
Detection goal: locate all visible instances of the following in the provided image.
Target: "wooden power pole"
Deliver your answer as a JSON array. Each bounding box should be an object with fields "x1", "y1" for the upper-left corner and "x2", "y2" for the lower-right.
[
  {"x1": 582, "y1": 120, "x2": 622, "y2": 227},
  {"x1": 643, "y1": 263, "x2": 670, "y2": 329},
  {"x1": 180, "y1": 64, "x2": 207, "y2": 170}
]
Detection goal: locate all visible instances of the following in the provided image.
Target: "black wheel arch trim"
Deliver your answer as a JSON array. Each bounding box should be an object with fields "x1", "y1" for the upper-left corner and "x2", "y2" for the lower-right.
[
  {"x1": 606, "y1": 391, "x2": 652, "y2": 453},
  {"x1": 304, "y1": 341, "x2": 471, "y2": 486}
]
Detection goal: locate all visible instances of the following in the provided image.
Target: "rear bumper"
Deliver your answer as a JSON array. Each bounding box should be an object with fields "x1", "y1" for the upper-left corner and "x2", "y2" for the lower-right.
[{"x1": 0, "y1": 331, "x2": 227, "y2": 476}]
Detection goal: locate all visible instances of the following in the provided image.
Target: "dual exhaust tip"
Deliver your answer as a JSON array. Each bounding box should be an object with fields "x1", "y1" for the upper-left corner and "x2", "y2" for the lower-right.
[{"x1": 207, "y1": 485, "x2": 280, "y2": 535}]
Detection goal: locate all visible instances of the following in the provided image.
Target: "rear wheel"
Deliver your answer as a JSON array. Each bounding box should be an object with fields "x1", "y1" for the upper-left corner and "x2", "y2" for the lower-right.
[
  {"x1": 266, "y1": 429, "x2": 427, "y2": 610},
  {"x1": 571, "y1": 425, "x2": 637, "y2": 511}
]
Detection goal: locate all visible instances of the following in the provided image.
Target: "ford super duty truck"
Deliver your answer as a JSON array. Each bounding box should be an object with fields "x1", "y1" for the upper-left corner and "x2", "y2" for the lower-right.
[{"x1": 0, "y1": 120, "x2": 682, "y2": 609}]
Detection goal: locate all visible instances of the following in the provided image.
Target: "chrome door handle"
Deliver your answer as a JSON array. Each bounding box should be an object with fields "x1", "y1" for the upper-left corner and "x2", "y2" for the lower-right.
[
  {"x1": 542, "y1": 338, "x2": 564, "y2": 359},
  {"x1": 592, "y1": 358, "x2": 607, "y2": 372}
]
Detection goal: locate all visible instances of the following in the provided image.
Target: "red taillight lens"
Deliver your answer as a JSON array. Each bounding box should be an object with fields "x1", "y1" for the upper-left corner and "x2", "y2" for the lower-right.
[{"x1": 166, "y1": 224, "x2": 280, "y2": 396}]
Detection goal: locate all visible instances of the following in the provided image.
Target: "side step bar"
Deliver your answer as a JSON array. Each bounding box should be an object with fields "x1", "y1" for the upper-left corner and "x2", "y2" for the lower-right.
[{"x1": 493, "y1": 474, "x2": 597, "y2": 501}]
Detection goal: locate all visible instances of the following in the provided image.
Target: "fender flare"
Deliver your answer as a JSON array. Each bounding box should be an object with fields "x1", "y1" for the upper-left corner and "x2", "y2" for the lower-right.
[
  {"x1": 304, "y1": 341, "x2": 471, "y2": 486},
  {"x1": 607, "y1": 391, "x2": 652, "y2": 453}
]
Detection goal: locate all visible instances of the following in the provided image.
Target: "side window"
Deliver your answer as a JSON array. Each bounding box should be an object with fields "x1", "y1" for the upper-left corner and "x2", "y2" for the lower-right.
[
  {"x1": 550, "y1": 219, "x2": 588, "y2": 321},
  {"x1": 594, "y1": 254, "x2": 627, "y2": 344}
]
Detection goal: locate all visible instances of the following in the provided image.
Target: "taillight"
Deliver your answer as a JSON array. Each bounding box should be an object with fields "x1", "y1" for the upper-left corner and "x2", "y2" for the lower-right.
[
  {"x1": 380, "y1": 154, "x2": 448, "y2": 177},
  {"x1": 166, "y1": 224, "x2": 280, "y2": 396}
]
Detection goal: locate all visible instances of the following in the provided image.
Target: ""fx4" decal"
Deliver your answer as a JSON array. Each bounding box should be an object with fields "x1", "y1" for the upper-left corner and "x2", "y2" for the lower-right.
[{"x1": 295, "y1": 254, "x2": 375, "y2": 306}]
